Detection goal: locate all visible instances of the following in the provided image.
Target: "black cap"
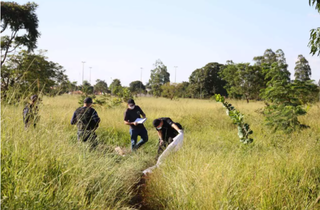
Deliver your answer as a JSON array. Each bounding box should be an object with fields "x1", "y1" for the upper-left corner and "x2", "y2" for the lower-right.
[
  {"x1": 153, "y1": 119, "x2": 161, "y2": 127},
  {"x1": 127, "y1": 99, "x2": 135, "y2": 105},
  {"x1": 84, "y1": 97, "x2": 93, "y2": 104},
  {"x1": 31, "y1": 94, "x2": 38, "y2": 101}
]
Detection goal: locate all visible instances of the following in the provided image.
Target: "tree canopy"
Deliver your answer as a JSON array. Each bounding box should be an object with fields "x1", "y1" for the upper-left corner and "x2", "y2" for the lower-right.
[
  {"x1": 1, "y1": 50, "x2": 69, "y2": 101},
  {"x1": 109, "y1": 79, "x2": 122, "y2": 95},
  {"x1": 188, "y1": 62, "x2": 227, "y2": 99},
  {"x1": 129, "y1": 80, "x2": 145, "y2": 95},
  {"x1": 94, "y1": 79, "x2": 108, "y2": 94},
  {"x1": 1, "y1": 1, "x2": 40, "y2": 65},
  {"x1": 308, "y1": 0, "x2": 320, "y2": 56},
  {"x1": 147, "y1": 59, "x2": 170, "y2": 97},
  {"x1": 294, "y1": 55, "x2": 312, "y2": 81}
]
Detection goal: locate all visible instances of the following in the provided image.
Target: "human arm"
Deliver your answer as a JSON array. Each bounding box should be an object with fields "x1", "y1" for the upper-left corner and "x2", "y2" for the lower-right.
[
  {"x1": 138, "y1": 106, "x2": 146, "y2": 118},
  {"x1": 70, "y1": 111, "x2": 77, "y2": 125},
  {"x1": 124, "y1": 121, "x2": 138, "y2": 126},
  {"x1": 157, "y1": 130, "x2": 164, "y2": 145},
  {"x1": 167, "y1": 118, "x2": 183, "y2": 134},
  {"x1": 171, "y1": 123, "x2": 182, "y2": 133},
  {"x1": 92, "y1": 110, "x2": 100, "y2": 128}
]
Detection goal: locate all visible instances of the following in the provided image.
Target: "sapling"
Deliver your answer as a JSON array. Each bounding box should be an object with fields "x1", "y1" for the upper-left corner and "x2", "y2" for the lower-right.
[{"x1": 214, "y1": 94, "x2": 253, "y2": 144}]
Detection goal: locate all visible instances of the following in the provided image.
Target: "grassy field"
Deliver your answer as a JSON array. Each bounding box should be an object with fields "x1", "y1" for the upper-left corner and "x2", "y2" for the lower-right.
[{"x1": 2, "y1": 95, "x2": 320, "y2": 209}]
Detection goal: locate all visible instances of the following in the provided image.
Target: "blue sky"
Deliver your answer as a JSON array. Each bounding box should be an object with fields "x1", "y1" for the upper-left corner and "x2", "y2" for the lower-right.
[{"x1": 14, "y1": 0, "x2": 320, "y2": 86}]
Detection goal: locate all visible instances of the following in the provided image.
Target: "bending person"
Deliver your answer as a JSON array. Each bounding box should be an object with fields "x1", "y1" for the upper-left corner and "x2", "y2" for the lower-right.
[{"x1": 152, "y1": 117, "x2": 183, "y2": 156}]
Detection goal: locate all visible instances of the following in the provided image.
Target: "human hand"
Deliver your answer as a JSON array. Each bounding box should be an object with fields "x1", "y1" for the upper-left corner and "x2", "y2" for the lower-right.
[
  {"x1": 133, "y1": 122, "x2": 138, "y2": 126},
  {"x1": 178, "y1": 130, "x2": 183, "y2": 134},
  {"x1": 159, "y1": 139, "x2": 164, "y2": 146}
]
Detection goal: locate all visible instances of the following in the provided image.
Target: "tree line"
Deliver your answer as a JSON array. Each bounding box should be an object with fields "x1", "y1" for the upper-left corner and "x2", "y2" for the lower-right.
[{"x1": 1, "y1": 1, "x2": 319, "y2": 104}]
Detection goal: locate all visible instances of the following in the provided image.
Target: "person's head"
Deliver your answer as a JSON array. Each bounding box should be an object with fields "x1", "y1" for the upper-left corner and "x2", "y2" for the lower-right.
[
  {"x1": 127, "y1": 99, "x2": 135, "y2": 109},
  {"x1": 83, "y1": 97, "x2": 93, "y2": 107},
  {"x1": 30, "y1": 94, "x2": 38, "y2": 103},
  {"x1": 153, "y1": 118, "x2": 163, "y2": 130}
]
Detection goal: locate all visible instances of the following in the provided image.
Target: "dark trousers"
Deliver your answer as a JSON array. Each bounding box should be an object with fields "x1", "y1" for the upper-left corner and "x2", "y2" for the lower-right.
[
  {"x1": 24, "y1": 115, "x2": 39, "y2": 128},
  {"x1": 77, "y1": 130, "x2": 98, "y2": 148},
  {"x1": 130, "y1": 127, "x2": 148, "y2": 151}
]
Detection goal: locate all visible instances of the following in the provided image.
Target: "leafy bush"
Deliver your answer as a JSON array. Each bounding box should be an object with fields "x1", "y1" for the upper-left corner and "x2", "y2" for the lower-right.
[{"x1": 261, "y1": 63, "x2": 318, "y2": 132}]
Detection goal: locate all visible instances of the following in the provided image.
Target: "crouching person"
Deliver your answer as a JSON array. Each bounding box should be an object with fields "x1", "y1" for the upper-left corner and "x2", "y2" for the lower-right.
[
  {"x1": 71, "y1": 97, "x2": 100, "y2": 148},
  {"x1": 152, "y1": 117, "x2": 183, "y2": 156}
]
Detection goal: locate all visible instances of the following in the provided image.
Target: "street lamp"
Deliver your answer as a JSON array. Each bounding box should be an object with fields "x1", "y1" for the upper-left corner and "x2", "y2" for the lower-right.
[
  {"x1": 81, "y1": 61, "x2": 86, "y2": 85},
  {"x1": 89, "y1": 67, "x2": 92, "y2": 84},
  {"x1": 140, "y1": 67, "x2": 143, "y2": 94}
]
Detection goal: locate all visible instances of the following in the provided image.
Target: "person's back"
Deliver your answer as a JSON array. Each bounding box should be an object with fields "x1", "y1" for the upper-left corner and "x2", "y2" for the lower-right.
[
  {"x1": 74, "y1": 106, "x2": 99, "y2": 131},
  {"x1": 23, "y1": 94, "x2": 39, "y2": 128},
  {"x1": 158, "y1": 117, "x2": 182, "y2": 140},
  {"x1": 71, "y1": 97, "x2": 100, "y2": 144}
]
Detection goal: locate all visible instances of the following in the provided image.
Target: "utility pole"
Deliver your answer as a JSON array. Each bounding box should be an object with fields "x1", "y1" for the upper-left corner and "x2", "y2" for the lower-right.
[
  {"x1": 81, "y1": 61, "x2": 86, "y2": 85},
  {"x1": 89, "y1": 67, "x2": 92, "y2": 84},
  {"x1": 174, "y1": 66, "x2": 178, "y2": 83},
  {"x1": 140, "y1": 67, "x2": 143, "y2": 94}
]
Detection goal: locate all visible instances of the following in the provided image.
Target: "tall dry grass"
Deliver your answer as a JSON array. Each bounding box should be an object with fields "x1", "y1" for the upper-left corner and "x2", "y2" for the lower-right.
[{"x1": 2, "y1": 95, "x2": 320, "y2": 209}]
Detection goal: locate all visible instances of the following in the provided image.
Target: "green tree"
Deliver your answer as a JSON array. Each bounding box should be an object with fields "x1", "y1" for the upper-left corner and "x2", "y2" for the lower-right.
[
  {"x1": 220, "y1": 63, "x2": 264, "y2": 102},
  {"x1": 116, "y1": 87, "x2": 133, "y2": 102},
  {"x1": 261, "y1": 62, "x2": 318, "y2": 133},
  {"x1": 148, "y1": 59, "x2": 170, "y2": 97},
  {"x1": 161, "y1": 82, "x2": 178, "y2": 100},
  {"x1": 188, "y1": 62, "x2": 227, "y2": 98},
  {"x1": 129, "y1": 80, "x2": 146, "y2": 95},
  {"x1": 253, "y1": 49, "x2": 277, "y2": 66},
  {"x1": 80, "y1": 80, "x2": 93, "y2": 95},
  {"x1": 109, "y1": 79, "x2": 122, "y2": 95},
  {"x1": 188, "y1": 68, "x2": 205, "y2": 98},
  {"x1": 94, "y1": 79, "x2": 108, "y2": 94},
  {"x1": 308, "y1": 0, "x2": 320, "y2": 56},
  {"x1": 253, "y1": 49, "x2": 290, "y2": 89},
  {"x1": 176, "y1": 81, "x2": 190, "y2": 98},
  {"x1": 1, "y1": 50, "x2": 68, "y2": 101},
  {"x1": 294, "y1": 54, "x2": 312, "y2": 81},
  {"x1": 1, "y1": 2, "x2": 40, "y2": 65},
  {"x1": 70, "y1": 81, "x2": 78, "y2": 92}
]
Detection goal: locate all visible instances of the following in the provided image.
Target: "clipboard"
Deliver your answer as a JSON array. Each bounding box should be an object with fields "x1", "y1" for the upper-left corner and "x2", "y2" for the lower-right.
[{"x1": 134, "y1": 118, "x2": 147, "y2": 124}]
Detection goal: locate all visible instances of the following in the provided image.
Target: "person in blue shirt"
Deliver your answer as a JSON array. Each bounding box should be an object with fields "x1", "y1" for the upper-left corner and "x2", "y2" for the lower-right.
[
  {"x1": 124, "y1": 99, "x2": 148, "y2": 151},
  {"x1": 71, "y1": 97, "x2": 100, "y2": 146}
]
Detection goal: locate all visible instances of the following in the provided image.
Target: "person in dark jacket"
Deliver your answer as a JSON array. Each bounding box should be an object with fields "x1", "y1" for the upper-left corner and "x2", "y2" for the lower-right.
[
  {"x1": 23, "y1": 94, "x2": 40, "y2": 128},
  {"x1": 71, "y1": 97, "x2": 100, "y2": 145},
  {"x1": 124, "y1": 99, "x2": 148, "y2": 151},
  {"x1": 152, "y1": 117, "x2": 183, "y2": 155}
]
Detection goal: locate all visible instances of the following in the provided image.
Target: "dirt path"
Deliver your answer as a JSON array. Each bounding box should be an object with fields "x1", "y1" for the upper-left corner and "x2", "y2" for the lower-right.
[{"x1": 128, "y1": 174, "x2": 151, "y2": 210}]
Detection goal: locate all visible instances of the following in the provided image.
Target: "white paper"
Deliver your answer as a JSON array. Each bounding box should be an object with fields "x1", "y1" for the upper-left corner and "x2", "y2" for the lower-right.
[
  {"x1": 134, "y1": 118, "x2": 147, "y2": 124},
  {"x1": 143, "y1": 132, "x2": 184, "y2": 175}
]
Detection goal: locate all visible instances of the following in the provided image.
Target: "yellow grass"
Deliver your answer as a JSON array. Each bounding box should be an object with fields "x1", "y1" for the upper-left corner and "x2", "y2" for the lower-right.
[{"x1": 2, "y1": 95, "x2": 320, "y2": 209}]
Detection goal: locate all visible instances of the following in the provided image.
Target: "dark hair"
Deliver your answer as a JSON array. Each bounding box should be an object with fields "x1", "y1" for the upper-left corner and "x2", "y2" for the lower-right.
[
  {"x1": 127, "y1": 99, "x2": 135, "y2": 105},
  {"x1": 84, "y1": 97, "x2": 93, "y2": 104},
  {"x1": 153, "y1": 119, "x2": 161, "y2": 127},
  {"x1": 31, "y1": 94, "x2": 38, "y2": 101}
]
